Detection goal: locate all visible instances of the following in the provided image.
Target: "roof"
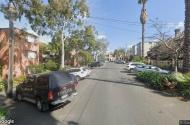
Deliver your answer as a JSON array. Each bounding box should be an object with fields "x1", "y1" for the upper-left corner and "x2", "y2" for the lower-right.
[{"x1": 0, "y1": 27, "x2": 38, "y2": 38}]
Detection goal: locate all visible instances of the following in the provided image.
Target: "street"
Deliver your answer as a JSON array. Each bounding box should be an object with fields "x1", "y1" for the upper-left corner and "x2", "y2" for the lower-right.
[{"x1": 5, "y1": 62, "x2": 190, "y2": 125}]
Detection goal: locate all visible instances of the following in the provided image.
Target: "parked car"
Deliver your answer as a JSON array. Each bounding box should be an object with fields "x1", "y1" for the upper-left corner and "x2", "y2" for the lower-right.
[
  {"x1": 99, "y1": 61, "x2": 104, "y2": 66},
  {"x1": 115, "y1": 60, "x2": 125, "y2": 64},
  {"x1": 16, "y1": 71, "x2": 77, "y2": 111},
  {"x1": 134, "y1": 65, "x2": 171, "y2": 74},
  {"x1": 86, "y1": 68, "x2": 92, "y2": 76},
  {"x1": 67, "y1": 67, "x2": 87, "y2": 80},
  {"x1": 90, "y1": 62, "x2": 100, "y2": 67},
  {"x1": 126, "y1": 62, "x2": 145, "y2": 73}
]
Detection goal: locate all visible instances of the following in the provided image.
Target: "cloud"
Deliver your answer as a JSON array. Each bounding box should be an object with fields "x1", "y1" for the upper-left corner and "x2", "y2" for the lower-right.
[
  {"x1": 97, "y1": 35, "x2": 106, "y2": 39},
  {"x1": 167, "y1": 23, "x2": 174, "y2": 28},
  {"x1": 175, "y1": 22, "x2": 184, "y2": 29}
]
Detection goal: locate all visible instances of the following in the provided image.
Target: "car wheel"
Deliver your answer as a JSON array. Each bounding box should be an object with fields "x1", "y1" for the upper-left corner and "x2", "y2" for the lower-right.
[
  {"x1": 36, "y1": 98, "x2": 43, "y2": 112},
  {"x1": 17, "y1": 92, "x2": 22, "y2": 101},
  {"x1": 130, "y1": 69, "x2": 134, "y2": 73},
  {"x1": 76, "y1": 76, "x2": 81, "y2": 81}
]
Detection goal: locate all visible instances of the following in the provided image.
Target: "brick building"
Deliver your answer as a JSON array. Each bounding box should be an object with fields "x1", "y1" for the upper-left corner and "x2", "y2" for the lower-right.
[{"x1": 0, "y1": 28, "x2": 39, "y2": 80}]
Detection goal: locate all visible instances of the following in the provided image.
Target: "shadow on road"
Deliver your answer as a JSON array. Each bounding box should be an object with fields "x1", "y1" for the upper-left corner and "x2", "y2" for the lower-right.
[
  {"x1": 85, "y1": 77, "x2": 145, "y2": 87},
  {"x1": 0, "y1": 92, "x2": 74, "y2": 125}
]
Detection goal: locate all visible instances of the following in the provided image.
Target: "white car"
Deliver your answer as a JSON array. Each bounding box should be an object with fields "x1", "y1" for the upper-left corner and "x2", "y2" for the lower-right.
[
  {"x1": 86, "y1": 68, "x2": 91, "y2": 76},
  {"x1": 67, "y1": 67, "x2": 88, "y2": 80},
  {"x1": 126, "y1": 62, "x2": 145, "y2": 73}
]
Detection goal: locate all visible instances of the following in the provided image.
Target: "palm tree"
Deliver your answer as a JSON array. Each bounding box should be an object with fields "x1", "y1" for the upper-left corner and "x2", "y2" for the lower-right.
[
  {"x1": 183, "y1": 0, "x2": 190, "y2": 73},
  {"x1": 138, "y1": 0, "x2": 148, "y2": 59}
]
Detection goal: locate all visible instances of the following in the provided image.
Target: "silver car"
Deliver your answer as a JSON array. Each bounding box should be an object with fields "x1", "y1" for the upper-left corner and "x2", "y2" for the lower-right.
[{"x1": 134, "y1": 65, "x2": 170, "y2": 74}]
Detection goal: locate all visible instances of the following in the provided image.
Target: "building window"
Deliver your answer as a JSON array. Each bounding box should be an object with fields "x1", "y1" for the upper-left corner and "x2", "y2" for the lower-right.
[
  {"x1": 26, "y1": 51, "x2": 37, "y2": 59},
  {"x1": 26, "y1": 35, "x2": 37, "y2": 44}
]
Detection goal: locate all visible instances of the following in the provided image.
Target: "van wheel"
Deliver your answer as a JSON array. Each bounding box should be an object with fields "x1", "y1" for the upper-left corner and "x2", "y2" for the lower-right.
[
  {"x1": 36, "y1": 98, "x2": 43, "y2": 112},
  {"x1": 17, "y1": 92, "x2": 22, "y2": 101}
]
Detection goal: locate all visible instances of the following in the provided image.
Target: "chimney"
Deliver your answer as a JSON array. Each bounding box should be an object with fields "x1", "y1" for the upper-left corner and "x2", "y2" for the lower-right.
[{"x1": 175, "y1": 29, "x2": 180, "y2": 37}]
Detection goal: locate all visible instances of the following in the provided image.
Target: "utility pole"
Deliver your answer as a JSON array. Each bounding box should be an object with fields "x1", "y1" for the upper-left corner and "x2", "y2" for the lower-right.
[{"x1": 7, "y1": 1, "x2": 15, "y2": 98}]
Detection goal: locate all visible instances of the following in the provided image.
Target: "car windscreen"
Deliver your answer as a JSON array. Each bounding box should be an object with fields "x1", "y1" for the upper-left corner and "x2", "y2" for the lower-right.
[
  {"x1": 82, "y1": 68, "x2": 86, "y2": 71},
  {"x1": 50, "y1": 72, "x2": 72, "y2": 88}
]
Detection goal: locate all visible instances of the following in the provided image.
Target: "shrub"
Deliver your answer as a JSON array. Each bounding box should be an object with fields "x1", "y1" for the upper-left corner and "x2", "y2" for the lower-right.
[
  {"x1": 137, "y1": 72, "x2": 175, "y2": 91},
  {"x1": 0, "y1": 106, "x2": 8, "y2": 119},
  {"x1": 59, "y1": 65, "x2": 71, "y2": 71},
  {"x1": 14, "y1": 75, "x2": 26, "y2": 84},
  {"x1": 174, "y1": 73, "x2": 190, "y2": 96},
  {"x1": 132, "y1": 56, "x2": 147, "y2": 64},
  {"x1": 45, "y1": 60, "x2": 58, "y2": 71},
  {"x1": 0, "y1": 79, "x2": 7, "y2": 92},
  {"x1": 28, "y1": 64, "x2": 45, "y2": 74}
]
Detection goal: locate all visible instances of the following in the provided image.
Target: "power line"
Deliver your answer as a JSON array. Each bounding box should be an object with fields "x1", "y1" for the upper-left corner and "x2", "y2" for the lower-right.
[{"x1": 87, "y1": 21, "x2": 152, "y2": 34}]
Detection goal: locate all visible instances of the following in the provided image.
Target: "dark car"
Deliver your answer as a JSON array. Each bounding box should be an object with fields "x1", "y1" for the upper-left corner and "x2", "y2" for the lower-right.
[
  {"x1": 115, "y1": 60, "x2": 124, "y2": 64},
  {"x1": 90, "y1": 62, "x2": 100, "y2": 67},
  {"x1": 99, "y1": 61, "x2": 104, "y2": 66},
  {"x1": 16, "y1": 71, "x2": 77, "y2": 111}
]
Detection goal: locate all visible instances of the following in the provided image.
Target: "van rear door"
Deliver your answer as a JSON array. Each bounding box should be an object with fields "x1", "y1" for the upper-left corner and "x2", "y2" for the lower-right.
[{"x1": 50, "y1": 72, "x2": 76, "y2": 101}]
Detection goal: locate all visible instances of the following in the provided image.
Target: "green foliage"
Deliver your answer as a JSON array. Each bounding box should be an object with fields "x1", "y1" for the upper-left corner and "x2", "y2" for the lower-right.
[
  {"x1": 174, "y1": 73, "x2": 190, "y2": 96},
  {"x1": 79, "y1": 51, "x2": 93, "y2": 64},
  {"x1": 39, "y1": 42, "x2": 50, "y2": 53},
  {"x1": 98, "y1": 54, "x2": 106, "y2": 62},
  {"x1": 45, "y1": 60, "x2": 58, "y2": 71},
  {"x1": 28, "y1": 64, "x2": 45, "y2": 74},
  {"x1": 59, "y1": 65, "x2": 71, "y2": 71},
  {"x1": 14, "y1": 75, "x2": 26, "y2": 84},
  {"x1": 137, "y1": 72, "x2": 175, "y2": 91},
  {"x1": 0, "y1": 79, "x2": 7, "y2": 92},
  {"x1": 132, "y1": 56, "x2": 147, "y2": 63},
  {"x1": 0, "y1": 106, "x2": 8, "y2": 119}
]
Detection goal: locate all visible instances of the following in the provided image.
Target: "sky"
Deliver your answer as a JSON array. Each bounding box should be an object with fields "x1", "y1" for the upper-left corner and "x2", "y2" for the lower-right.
[{"x1": 0, "y1": 0, "x2": 185, "y2": 52}]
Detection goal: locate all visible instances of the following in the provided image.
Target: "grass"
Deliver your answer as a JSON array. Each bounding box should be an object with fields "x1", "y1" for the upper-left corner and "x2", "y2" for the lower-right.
[{"x1": 0, "y1": 106, "x2": 8, "y2": 119}]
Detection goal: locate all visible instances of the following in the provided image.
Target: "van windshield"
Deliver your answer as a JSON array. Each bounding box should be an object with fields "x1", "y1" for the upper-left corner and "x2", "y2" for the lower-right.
[{"x1": 51, "y1": 72, "x2": 73, "y2": 88}]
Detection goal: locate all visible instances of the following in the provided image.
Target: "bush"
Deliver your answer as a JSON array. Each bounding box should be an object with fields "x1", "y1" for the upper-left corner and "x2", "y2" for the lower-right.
[
  {"x1": 14, "y1": 75, "x2": 26, "y2": 84},
  {"x1": 45, "y1": 60, "x2": 58, "y2": 71},
  {"x1": 137, "y1": 72, "x2": 175, "y2": 91},
  {"x1": 0, "y1": 80, "x2": 7, "y2": 92},
  {"x1": 174, "y1": 73, "x2": 190, "y2": 96},
  {"x1": 28, "y1": 64, "x2": 45, "y2": 74},
  {"x1": 0, "y1": 106, "x2": 8, "y2": 119},
  {"x1": 132, "y1": 56, "x2": 147, "y2": 64},
  {"x1": 59, "y1": 65, "x2": 71, "y2": 71}
]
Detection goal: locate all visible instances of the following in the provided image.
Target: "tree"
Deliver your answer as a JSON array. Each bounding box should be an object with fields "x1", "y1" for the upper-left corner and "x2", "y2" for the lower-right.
[
  {"x1": 69, "y1": 30, "x2": 84, "y2": 67},
  {"x1": 23, "y1": 0, "x2": 89, "y2": 68},
  {"x1": 183, "y1": 0, "x2": 190, "y2": 73},
  {"x1": 94, "y1": 38, "x2": 109, "y2": 61},
  {"x1": 138, "y1": 0, "x2": 148, "y2": 59},
  {"x1": 49, "y1": 32, "x2": 72, "y2": 64},
  {"x1": 149, "y1": 19, "x2": 184, "y2": 73}
]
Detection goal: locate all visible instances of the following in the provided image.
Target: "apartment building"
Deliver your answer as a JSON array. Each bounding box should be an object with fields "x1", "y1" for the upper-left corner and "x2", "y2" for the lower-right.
[{"x1": 0, "y1": 28, "x2": 39, "y2": 80}]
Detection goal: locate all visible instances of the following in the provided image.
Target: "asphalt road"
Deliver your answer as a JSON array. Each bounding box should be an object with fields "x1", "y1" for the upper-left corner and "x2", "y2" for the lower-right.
[{"x1": 4, "y1": 62, "x2": 190, "y2": 125}]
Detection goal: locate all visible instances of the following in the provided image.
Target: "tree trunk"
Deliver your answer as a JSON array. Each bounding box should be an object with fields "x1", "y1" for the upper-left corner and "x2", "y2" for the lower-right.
[
  {"x1": 7, "y1": 2, "x2": 15, "y2": 98},
  {"x1": 142, "y1": 23, "x2": 145, "y2": 59},
  {"x1": 76, "y1": 51, "x2": 80, "y2": 67},
  {"x1": 183, "y1": 0, "x2": 190, "y2": 73},
  {"x1": 60, "y1": 25, "x2": 66, "y2": 68}
]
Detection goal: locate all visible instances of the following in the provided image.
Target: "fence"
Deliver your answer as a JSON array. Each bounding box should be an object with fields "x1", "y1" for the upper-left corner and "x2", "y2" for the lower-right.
[{"x1": 150, "y1": 60, "x2": 183, "y2": 71}]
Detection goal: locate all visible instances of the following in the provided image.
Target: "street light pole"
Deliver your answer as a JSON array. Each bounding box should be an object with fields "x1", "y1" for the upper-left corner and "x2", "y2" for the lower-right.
[{"x1": 7, "y1": 1, "x2": 15, "y2": 98}]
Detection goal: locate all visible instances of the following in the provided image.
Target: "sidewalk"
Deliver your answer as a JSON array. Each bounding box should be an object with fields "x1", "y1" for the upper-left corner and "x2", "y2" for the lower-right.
[{"x1": 0, "y1": 89, "x2": 16, "y2": 107}]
